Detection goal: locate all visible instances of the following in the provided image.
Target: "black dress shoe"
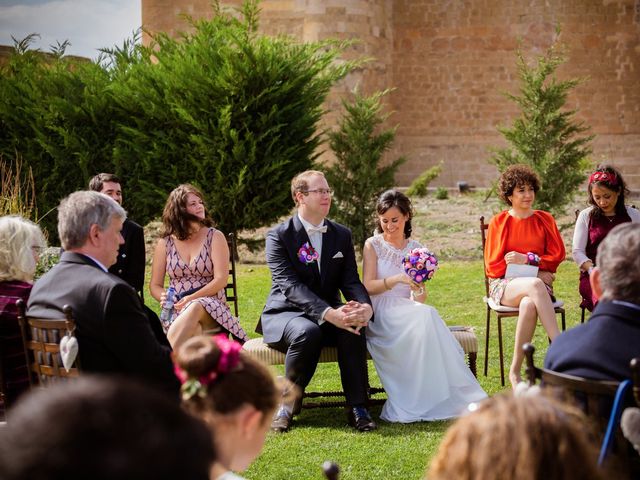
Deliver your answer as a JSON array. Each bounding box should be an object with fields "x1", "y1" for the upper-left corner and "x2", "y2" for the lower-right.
[
  {"x1": 347, "y1": 406, "x2": 377, "y2": 432},
  {"x1": 271, "y1": 406, "x2": 293, "y2": 433}
]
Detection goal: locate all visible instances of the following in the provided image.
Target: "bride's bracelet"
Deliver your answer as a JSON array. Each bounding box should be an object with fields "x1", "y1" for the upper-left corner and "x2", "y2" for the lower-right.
[{"x1": 383, "y1": 278, "x2": 390, "y2": 290}]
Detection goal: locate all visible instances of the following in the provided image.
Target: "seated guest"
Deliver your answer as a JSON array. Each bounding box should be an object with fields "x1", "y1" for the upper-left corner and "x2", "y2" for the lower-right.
[
  {"x1": 427, "y1": 394, "x2": 603, "y2": 480},
  {"x1": 89, "y1": 173, "x2": 169, "y2": 346},
  {"x1": 0, "y1": 377, "x2": 214, "y2": 480},
  {"x1": 150, "y1": 184, "x2": 247, "y2": 349},
  {"x1": 572, "y1": 165, "x2": 639, "y2": 312},
  {"x1": 0, "y1": 216, "x2": 46, "y2": 412},
  {"x1": 546, "y1": 223, "x2": 640, "y2": 380},
  {"x1": 174, "y1": 334, "x2": 280, "y2": 480},
  {"x1": 89, "y1": 173, "x2": 146, "y2": 297},
  {"x1": 484, "y1": 164, "x2": 565, "y2": 388},
  {"x1": 27, "y1": 191, "x2": 179, "y2": 397}
]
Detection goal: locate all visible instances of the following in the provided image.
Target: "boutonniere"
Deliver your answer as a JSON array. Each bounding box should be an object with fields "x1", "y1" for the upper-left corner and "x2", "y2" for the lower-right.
[{"x1": 298, "y1": 242, "x2": 319, "y2": 265}]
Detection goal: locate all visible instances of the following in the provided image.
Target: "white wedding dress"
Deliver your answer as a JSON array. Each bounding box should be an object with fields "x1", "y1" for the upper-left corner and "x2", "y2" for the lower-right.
[{"x1": 366, "y1": 234, "x2": 487, "y2": 422}]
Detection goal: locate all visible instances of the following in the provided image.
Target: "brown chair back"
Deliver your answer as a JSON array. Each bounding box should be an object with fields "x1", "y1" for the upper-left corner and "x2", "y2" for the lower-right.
[
  {"x1": 16, "y1": 299, "x2": 80, "y2": 387},
  {"x1": 225, "y1": 233, "x2": 239, "y2": 318},
  {"x1": 480, "y1": 216, "x2": 491, "y2": 297}
]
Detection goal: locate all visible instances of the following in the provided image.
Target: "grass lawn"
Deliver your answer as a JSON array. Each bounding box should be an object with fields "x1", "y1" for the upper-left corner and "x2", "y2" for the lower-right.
[{"x1": 146, "y1": 259, "x2": 585, "y2": 480}]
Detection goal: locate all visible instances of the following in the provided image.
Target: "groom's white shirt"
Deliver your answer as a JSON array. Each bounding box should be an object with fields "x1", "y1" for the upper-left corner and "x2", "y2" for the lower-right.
[{"x1": 298, "y1": 212, "x2": 329, "y2": 324}]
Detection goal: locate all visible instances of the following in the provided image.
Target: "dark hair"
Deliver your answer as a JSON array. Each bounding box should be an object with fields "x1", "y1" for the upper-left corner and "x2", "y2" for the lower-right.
[
  {"x1": 160, "y1": 184, "x2": 214, "y2": 240},
  {"x1": 427, "y1": 393, "x2": 603, "y2": 480},
  {"x1": 497, "y1": 165, "x2": 541, "y2": 206},
  {"x1": 375, "y1": 189, "x2": 413, "y2": 238},
  {"x1": 88, "y1": 172, "x2": 121, "y2": 192},
  {"x1": 0, "y1": 376, "x2": 215, "y2": 480},
  {"x1": 587, "y1": 165, "x2": 630, "y2": 220},
  {"x1": 597, "y1": 223, "x2": 640, "y2": 305},
  {"x1": 175, "y1": 335, "x2": 278, "y2": 417}
]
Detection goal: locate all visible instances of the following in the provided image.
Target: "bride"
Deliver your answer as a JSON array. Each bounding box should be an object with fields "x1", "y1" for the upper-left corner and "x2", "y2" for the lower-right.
[{"x1": 363, "y1": 190, "x2": 486, "y2": 422}]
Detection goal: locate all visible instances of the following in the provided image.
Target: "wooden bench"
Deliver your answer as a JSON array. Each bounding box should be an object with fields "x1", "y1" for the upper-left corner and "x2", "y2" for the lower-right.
[{"x1": 243, "y1": 326, "x2": 478, "y2": 408}]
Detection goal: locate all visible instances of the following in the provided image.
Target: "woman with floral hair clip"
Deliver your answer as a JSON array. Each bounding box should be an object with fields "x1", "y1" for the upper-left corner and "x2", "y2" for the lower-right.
[
  {"x1": 572, "y1": 165, "x2": 639, "y2": 311},
  {"x1": 174, "y1": 334, "x2": 281, "y2": 480}
]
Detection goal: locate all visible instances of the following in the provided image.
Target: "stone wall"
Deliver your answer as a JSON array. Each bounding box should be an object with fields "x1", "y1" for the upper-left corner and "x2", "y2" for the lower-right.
[{"x1": 141, "y1": 0, "x2": 640, "y2": 191}]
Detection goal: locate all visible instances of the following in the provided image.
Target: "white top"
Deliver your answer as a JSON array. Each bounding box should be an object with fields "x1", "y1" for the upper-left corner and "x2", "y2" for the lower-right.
[{"x1": 572, "y1": 205, "x2": 640, "y2": 268}]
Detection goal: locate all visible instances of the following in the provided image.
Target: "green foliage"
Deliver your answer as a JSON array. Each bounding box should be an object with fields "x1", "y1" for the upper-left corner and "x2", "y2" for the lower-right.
[
  {"x1": 323, "y1": 89, "x2": 405, "y2": 251},
  {"x1": 489, "y1": 34, "x2": 594, "y2": 215},
  {"x1": 435, "y1": 186, "x2": 449, "y2": 200},
  {"x1": 405, "y1": 162, "x2": 443, "y2": 197},
  {"x1": 0, "y1": 0, "x2": 355, "y2": 241}
]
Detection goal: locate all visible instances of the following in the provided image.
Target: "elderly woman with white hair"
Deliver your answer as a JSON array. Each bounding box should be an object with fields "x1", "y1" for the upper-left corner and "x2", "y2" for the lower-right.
[{"x1": 0, "y1": 215, "x2": 46, "y2": 413}]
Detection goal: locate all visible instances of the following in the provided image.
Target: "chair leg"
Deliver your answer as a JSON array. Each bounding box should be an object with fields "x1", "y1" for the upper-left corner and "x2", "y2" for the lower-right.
[
  {"x1": 581, "y1": 307, "x2": 585, "y2": 324},
  {"x1": 483, "y1": 308, "x2": 491, "y2": 377},
  {"x1": 561, "y1": 310, "x2": 566, "y2": 331},
  {"x1": 469, "y1": 352, "x2": 477, "y2": 378},
  {"x1": 497, "y1": 316, "x2": 505, "y2": 387}
]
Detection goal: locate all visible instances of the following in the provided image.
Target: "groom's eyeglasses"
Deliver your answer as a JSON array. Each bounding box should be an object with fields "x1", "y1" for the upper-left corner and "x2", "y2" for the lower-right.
[{"x1": 303, "y1": 189, "x2": 333, "y2": 196}]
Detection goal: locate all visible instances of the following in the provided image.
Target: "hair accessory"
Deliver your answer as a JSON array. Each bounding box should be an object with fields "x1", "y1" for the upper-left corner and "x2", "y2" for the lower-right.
[
  {"x1": 174, "y1": 334, "x2": 243, "y2": 400},
  {"x1": 589, "y1": 171, "x2": 618, "y2": 186},
  {"x1": 526, "y1": 252, "x2": 540, "y2": 266}
]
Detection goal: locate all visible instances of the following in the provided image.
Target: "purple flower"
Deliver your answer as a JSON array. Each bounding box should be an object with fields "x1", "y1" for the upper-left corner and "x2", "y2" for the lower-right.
[{"x1": 298, "y1": 242, "x2": 319, "y2": 264}]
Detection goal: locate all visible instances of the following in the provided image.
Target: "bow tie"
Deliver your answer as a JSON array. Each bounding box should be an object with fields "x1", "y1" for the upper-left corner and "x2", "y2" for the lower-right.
[{"x1": 307, "y1": 225, "x2": 327, "y2": 235}]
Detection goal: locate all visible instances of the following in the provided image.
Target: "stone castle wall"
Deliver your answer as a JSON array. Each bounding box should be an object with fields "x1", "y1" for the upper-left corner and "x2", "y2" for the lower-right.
[{"x1": 141, "y1": 0, "x2": 640, "y2": 191}]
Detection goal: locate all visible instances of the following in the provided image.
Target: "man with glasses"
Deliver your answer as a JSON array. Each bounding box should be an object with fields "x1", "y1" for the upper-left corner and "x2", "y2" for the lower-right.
[{"x1": 259, "y1": 170, "x2": 375, "y2": 432}]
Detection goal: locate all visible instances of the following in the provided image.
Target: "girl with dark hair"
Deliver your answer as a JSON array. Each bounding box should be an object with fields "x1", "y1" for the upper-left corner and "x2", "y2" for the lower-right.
[
  {"x1": 485, "y1": 165, "x2": 565, "y2": 389},
  {"x1": 362, "y1": 190, "x2": 486, "y2": 423},
  {"x1": 572, "y1": 165, "x2": 639, "y2": 311},
  {"x1": 150, "y1": 185, "x2": 248, "y2": 349},
  {"x1": 174, "y1": 335, "x2": 281, "y2": 480}
]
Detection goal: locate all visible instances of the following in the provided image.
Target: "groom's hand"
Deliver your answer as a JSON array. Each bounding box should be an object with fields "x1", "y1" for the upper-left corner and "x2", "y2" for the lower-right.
[{"x1": 324, "y1": 302, "x2": 371, "y2": 334}]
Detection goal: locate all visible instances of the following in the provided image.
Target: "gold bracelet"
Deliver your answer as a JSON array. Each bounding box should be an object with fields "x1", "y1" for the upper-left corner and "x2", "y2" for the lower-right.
[{"x1": 383, "y1": 278, "x2": 390, "y2": 290}]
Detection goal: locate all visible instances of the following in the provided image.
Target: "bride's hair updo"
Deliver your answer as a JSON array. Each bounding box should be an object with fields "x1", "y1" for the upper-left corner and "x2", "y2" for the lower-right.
[{"x1": 375, "y1": 190, "x2": 413, "y2": 238}]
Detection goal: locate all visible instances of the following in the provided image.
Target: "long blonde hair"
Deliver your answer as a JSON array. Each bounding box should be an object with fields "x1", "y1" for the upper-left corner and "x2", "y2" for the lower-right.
[{"x1": 0, "y1": 215, "x2": 46, "y2": 282}]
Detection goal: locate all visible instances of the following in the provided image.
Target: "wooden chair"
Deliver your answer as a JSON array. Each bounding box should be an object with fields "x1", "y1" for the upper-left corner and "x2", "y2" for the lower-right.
[
  {"x1": 480, "y1": 216, "x2": 566, "y2": 386},
  {"x1": 524, "y1": 343, "x2": 640, "y2": 472},
  {"x1": 225, "y1": 233, "x2": 239, "y2": 318},
  {"x1": 243, "y1": 326, "x2": 479, "y2": 408},
  {"x1": 16, "y1": 299, "x2": 80, "y2": 387}
]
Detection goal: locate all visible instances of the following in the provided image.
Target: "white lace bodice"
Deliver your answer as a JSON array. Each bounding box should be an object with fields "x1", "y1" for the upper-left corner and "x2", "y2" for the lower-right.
[{"x1": 369, "y1": 234, "x2": 423, "y2": 299}]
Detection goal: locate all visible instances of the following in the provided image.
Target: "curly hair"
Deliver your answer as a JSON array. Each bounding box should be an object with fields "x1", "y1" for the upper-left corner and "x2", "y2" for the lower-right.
[
  {"x1": 0, "y1": 216, "x2": 46, "y2": 282},
  {"x1": 427, "y1": 393, "x2": 603, "y2": 480},
  {"x1": 497, "y1": 165, "x2": 541, "y2": 206},
  {"x1": 175, "y1": 335, "x2": 279, "y2": 418},
  {"x1": 375, "y1": 189, "x2": 413, "y2": 238},
  {"x1": 587, "y1": 165, "x2": 630, "y2": 219},
  {"x1": 160, "y1": 184, "x2": 213, "y2": 241}
]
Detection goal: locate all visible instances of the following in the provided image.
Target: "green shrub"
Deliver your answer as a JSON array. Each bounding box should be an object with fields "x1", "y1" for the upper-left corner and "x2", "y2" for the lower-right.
[
  {"x1": 323, "y1": 89, "x2": 405, "y2": 251},
  {"x1": 0, "y1": 1, "x2": 357, "y2": 242},
  {"x1": 489, "y1": 30, "x2": 593, "y2": 215},
  {"x1": 435, "y1": 186, "x2": 449, "y2": 200},
  {"x1": 406, "y1": 163, "x2": 443, "y2": 197}
]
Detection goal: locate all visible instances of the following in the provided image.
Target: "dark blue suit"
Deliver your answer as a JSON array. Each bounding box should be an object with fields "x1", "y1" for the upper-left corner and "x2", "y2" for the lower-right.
[
  {"x1": 259, "y1": 215, "x2": 371, "y2": 405},
  {"x1": 544, "y1": 300, "x2": 640, "y2": 381}
]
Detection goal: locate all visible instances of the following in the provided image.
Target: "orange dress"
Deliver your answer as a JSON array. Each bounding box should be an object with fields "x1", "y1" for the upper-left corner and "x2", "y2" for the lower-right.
[{"x1": 485, "y1": 210, "x2": 565, "y2": 279}]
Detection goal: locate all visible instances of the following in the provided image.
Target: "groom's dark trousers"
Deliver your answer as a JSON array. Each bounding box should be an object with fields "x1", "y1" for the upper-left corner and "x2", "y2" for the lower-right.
[{"x1": 258, "y1": 215, "x2": 372, "y2": 406}]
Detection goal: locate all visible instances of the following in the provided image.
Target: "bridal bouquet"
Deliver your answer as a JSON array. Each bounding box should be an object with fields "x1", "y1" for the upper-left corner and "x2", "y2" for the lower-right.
[{"x1": 402, "y1": 248, "x2": 438, "y2": 283}]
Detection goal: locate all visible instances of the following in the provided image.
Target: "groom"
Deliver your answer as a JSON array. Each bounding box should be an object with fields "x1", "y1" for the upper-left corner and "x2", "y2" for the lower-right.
[{"x1": 259, "y1": 170, "x2": 375, "y2": 432}]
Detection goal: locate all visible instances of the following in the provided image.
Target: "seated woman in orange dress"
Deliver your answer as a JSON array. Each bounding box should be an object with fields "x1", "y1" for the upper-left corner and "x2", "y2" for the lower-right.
[{"x1": 484, "y1": 165, "x2": 565, "y2": 388}]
